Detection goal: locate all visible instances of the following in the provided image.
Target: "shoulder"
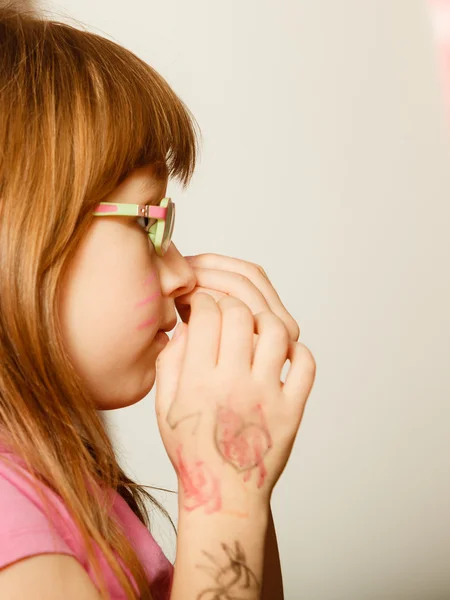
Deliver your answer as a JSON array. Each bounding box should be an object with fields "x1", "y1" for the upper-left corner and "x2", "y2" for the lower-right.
[
  {"x1": 0, "y1": 457, "x2": 102, "y2": 598},
  {"x1": 0, "y1": 553, "x2": 102, "y2": 599},
  {"x1": 0, "y1": 455, "x2": 79, "y2": 571}
]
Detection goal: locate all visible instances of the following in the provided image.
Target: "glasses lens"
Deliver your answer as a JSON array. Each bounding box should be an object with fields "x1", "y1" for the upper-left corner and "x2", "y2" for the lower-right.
[{"x1": 161, "y1": 200, "x2": 175, "y2": 254}]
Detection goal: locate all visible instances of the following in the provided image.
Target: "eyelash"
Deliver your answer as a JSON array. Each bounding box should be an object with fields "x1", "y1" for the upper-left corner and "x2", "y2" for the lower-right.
[{"x1": 136, "y1": 216, "x2": 155, "y2": 232}]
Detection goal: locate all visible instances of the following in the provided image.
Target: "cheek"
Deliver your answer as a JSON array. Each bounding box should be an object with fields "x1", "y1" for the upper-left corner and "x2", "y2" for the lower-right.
[
  {"x1": 59, "y1": 226, "x2": 162, "y2": 364},
  {"x1": 133, "y1": 270, "x2": 164, "y2": 332}
]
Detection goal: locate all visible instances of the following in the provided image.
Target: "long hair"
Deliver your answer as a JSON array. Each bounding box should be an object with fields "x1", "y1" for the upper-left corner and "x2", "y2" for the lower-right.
[{"x1": 0, "y1": 2, "x2": 201, "y2": 598}]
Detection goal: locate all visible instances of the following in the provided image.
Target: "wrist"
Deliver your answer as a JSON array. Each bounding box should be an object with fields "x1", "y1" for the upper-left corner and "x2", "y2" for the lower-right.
[
  {"x1": 177, "y1": 497, "x2": 270, "y2": 557},
  {"x1": 173, "y1": 490, "x2": 270, "y2": 600},
  {"x1": 177, "y1": 488, "x2": 270, "y2": 525},
  {"x1": 176, "y1": 469, "x2": 272, "y2": 521}
]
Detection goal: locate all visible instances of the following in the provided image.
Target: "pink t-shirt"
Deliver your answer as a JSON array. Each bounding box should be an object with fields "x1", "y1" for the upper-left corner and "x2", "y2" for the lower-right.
[{"x1": 0, "y1": 444, "x2": 174, "y2": 600}]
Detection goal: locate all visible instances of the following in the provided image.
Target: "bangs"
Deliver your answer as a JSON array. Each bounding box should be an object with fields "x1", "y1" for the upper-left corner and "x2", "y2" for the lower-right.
[{"x1": 44, "y1": 17, "x2": 202, "y2": 188}]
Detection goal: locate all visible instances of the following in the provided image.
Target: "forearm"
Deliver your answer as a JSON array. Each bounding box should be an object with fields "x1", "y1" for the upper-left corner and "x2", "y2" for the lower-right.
[
  {"x1": 261, "y1": 507, "x2": 284, "y2": 600},
  {"x1": 170, "y1": 502, "x2": 270, "y2": 600}
]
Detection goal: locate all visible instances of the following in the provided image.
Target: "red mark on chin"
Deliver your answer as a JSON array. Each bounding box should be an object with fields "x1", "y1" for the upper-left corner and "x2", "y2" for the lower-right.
[
  {"x1": 215, "y1": 404, "x2": 272, "y2": 488},
  {"x1": 175, "y1": 445, "x2": 222, "y2": 514}
]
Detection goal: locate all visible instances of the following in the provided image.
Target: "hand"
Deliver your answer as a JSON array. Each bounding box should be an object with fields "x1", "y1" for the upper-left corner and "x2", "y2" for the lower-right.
[
  {"x1": 155, "y1": 259, "x2": 316, "y2": 516},
  {"x1": 175, "y1": 253, "x2": 300, "y2": 343}
]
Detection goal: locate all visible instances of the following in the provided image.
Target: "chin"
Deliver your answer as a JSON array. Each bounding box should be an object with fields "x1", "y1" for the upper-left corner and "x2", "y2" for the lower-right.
[
  {"x1": 95, "y1": 369, "x2": 157, "y2": 411},
  {"x1": 96, "y1": 397, "x2": 140, "y2": 411}
]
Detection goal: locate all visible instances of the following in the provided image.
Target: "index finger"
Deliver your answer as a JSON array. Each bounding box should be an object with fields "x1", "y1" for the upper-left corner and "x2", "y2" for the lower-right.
[
  {"x1": 185, "y1": 254, "x2": 300, "y2": 341},
  {"x1": 183, "y1": 292, "x2": 221, "y2": 373}
]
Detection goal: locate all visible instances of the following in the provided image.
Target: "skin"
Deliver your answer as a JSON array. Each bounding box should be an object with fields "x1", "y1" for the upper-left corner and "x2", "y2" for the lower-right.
[
  {"x1": 58, "y1": 164, "x2": 197, "y2": 410},
  {"x1": 59, "y1": 166, "x2": 292, "y2": 598}
]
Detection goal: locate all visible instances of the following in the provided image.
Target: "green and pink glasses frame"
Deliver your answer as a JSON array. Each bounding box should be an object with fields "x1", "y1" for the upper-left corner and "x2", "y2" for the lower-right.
[{"x1": 92, "y1": 197, "x2": 175, "y2": 257}]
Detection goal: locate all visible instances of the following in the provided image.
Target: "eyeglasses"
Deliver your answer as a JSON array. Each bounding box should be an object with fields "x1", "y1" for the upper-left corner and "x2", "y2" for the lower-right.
[{"x1": 92, "y1": 197, "x2": 175, "y2": 257}]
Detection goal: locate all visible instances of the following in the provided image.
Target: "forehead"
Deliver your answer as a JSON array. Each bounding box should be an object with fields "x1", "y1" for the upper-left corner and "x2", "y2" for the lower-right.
[
  {"x1": 139, "y1": 175, "x2": 168, "y2": 197},
  {"x1": 114, "y1": 164, "x2": 168, "y2": 205}
]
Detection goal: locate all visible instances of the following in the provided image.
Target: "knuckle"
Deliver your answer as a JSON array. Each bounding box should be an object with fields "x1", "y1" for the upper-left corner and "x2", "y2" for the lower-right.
[
  {"x1": 221, "y1": 301, "x2": 252, "y2": 320},
  {"x1": 271, "y1": 321, "x2": 290, "y2": 345},
  {"x1": 253, "y1": 263, "x2": 267, "y2": 278},
  {"x1": 194, "y1": 292, "x2": 217, "y2": 308},
  {"x1": 259, "y1": 311, "x2": 289, "y2": 343},
  {"x1": 235, "y1": 272, "x2": 251, "y2": 285},
  {"x1": 192, "y1": 293, "x2": 221, "y2": 318},
  {"x1": 218, "y1": 295, "x2": 246, "y2": 309},
  {"x1": 193, "y1": 291, "x2": 212, "y2": 301},
  {"x1": 195, "y1": 252, "x2": 216, "y2": 264}
]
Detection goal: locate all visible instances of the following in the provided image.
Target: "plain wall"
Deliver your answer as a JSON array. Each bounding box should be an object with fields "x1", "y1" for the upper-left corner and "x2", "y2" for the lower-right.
[{"x1": 42, "y1": 1, "x2": 450, "y2": 598}]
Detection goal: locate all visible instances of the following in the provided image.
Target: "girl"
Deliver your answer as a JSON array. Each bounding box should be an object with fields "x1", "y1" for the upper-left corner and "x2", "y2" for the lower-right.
[{"x1": 0, "y1": 2, "x2": 317, "y2": 599}]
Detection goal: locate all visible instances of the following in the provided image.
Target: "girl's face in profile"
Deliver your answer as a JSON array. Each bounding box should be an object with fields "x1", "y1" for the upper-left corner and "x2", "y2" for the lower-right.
[{"x1": 58, "y1": 164, "x2": 197, "y2": 410}]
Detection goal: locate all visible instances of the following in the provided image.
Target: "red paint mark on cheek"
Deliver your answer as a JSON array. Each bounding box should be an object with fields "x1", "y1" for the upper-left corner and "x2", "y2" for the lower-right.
[
  {"x1": 136, "y1": 317, "x2": 157, "y2": 331},
  {"x1": 135, "y1": 291, "x2": 161, "y2": 308},
  {"x1": 135, "y1": 276, "x2": 161, "y2": 330},
  {"x1": 216, "y1": 404, "x2": 272, "y2": 488},
  {"x1": 175, "y1": 445, "x2": 222, "y2": 514}
]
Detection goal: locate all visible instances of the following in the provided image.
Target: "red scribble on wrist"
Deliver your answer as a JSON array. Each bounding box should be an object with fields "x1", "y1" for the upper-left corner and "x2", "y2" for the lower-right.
[
  {"x1": 175, "y1": 444, "x2": 222, "y2": 514},
  {"x1": 215, "y1": 403, "x2": 273, "y2": 488}
]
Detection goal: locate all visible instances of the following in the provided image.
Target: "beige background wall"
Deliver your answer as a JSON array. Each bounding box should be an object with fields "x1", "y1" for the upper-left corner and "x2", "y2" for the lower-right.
[{"x1": 42, "y1": 1, "x2": 450, "y2": 598}]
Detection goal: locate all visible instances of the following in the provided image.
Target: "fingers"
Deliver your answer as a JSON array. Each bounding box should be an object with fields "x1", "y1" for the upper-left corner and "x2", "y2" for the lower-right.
[
  {"x1": 190, "y1": 266, "x2": 269, "y2": 315},
  {"x1": 282, "y1": 342, "x2": 317, "y2": 404},
  {"x1": 164, "y1": 291, "x2": 316, "y2": 419},
  {"x1": 216, "y1": 296, "x2": 254, "y2": 372},
  {"x1": 155, "y1": 322, "x2": 188, "y2": 423},
  {"x1": 175, "y1": 287, "x2": 227, "y2": 324},
  {"x1": 251, "y1": 311, "x2": 290, "y2": 382},
  {"x1": 251, "y1": 311, "x2": 316, "y2": 411},
  {"x1": 178, "y1": 293, "x2": 256, "y2": 373},
  {"x1": 176, "y1": 286, "x2": 227, "y2": 307},
  {"x1": 183, "y1": 293, "x2": 221, "y2": 372},
  {"x1": 183, "y1": 254, "x2": 300, "y2": 341}
]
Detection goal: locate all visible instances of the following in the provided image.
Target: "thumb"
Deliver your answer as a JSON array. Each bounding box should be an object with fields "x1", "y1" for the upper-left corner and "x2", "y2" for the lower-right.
[{"x1": 155, "y1": 322, "x2": 188, "y2": 423}]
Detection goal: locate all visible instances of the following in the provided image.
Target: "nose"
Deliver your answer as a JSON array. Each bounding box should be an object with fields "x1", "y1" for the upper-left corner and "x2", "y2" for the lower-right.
[{"x1": 157, "y1": 242, "x2": 197, "y2": 300}]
